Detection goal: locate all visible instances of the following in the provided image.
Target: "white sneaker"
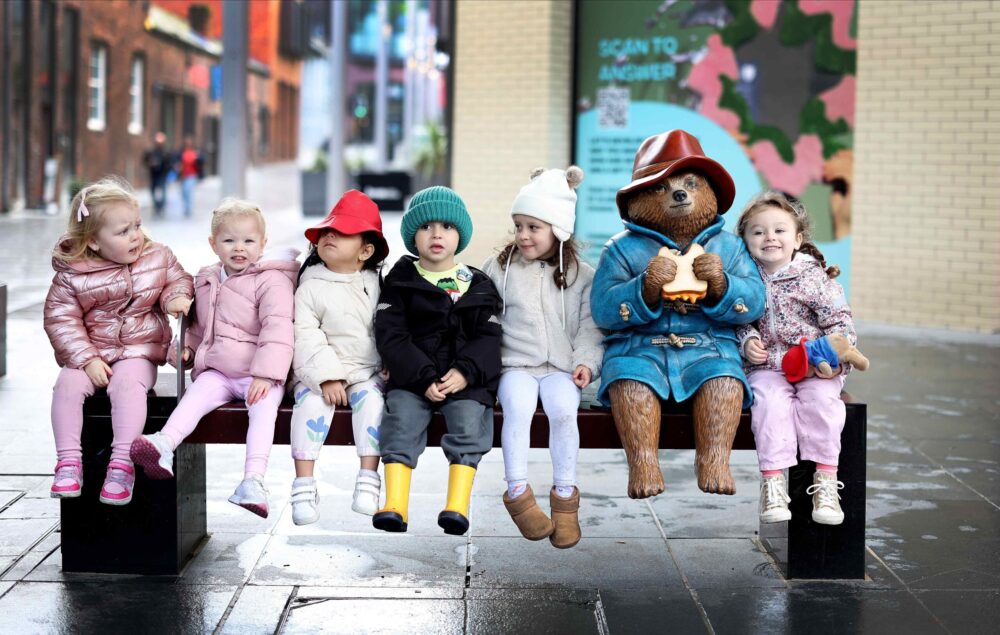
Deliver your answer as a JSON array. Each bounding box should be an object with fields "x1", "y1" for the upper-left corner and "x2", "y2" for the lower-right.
[
  {"x1": 807, "y1": 471, "x2": 845, "y2": 525},
  {"x1": 351, "y1": 470, "x2": 381, "y2": 516},
  {"x1": 129, "y1": 431, "x2": 175, "y2": 480},
  {"x1": 759, "y1": 473, "x2": 792, "y2": 523},
  {"x1": 228, "y1": 476, "x2": 269, "y2": 518},
  {"x1": 290, "y1": 478, "x2": 319, "y2": 526}
]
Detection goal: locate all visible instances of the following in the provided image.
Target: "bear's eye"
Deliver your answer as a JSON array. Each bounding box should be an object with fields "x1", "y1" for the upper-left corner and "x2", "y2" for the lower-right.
[
  {"x1": 652, "y1": 184, "x2": 666, "y2": 193},
  {"x1": 685, "y1": 178, "x2": 698, "y2": 190}
]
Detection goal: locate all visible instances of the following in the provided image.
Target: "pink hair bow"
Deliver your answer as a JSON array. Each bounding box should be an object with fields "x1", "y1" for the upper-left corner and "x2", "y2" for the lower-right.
[{"x1": 77, "y1": 186, "x2": 93, "y2": 222}]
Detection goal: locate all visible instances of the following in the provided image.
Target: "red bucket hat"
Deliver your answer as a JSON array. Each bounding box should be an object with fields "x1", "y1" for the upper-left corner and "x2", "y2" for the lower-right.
[
  {"x1": 616, "y1": 129, "x2": 736, "y2": 219},
  {"x1": 781, "y1": 338, "x2": 810, "y2": 384},
  {"x1": 304, "y1": 190, "x2": 389, "y2": 263}
]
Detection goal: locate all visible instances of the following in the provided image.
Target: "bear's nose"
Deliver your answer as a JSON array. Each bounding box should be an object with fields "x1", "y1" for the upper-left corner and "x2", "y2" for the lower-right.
[{"x1": 672, "y1": 189, "x2": 688, "y2": 203}]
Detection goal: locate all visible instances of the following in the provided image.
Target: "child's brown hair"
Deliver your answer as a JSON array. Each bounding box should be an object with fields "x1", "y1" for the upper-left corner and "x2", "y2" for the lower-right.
[
  {"x1": 55, "y1": 176, "x2": 148, "y2": 262},
  {"x1": 736, "y1": 190, "x2": 840, "y2": 278}
]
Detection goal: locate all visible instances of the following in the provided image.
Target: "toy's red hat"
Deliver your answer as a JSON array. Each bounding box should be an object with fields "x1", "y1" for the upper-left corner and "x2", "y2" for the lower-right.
[
  {"x1": 616, "y1": 129, "x2": 736, "y2": 219},
  {"x1": 304, "y1": 190, "x2": 389, "y2": 263},
  {"x1": 781, "y1": 338, "x2": 810, "y2": 383}
]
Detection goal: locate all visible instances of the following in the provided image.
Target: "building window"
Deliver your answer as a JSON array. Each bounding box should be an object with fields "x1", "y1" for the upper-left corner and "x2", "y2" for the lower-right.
[
  {"x1": 128, "y1": 56, "x2": 144, "y2": 135},
  {"x1": 87, "y1": 43, "x2": 107, "y2": 131}
]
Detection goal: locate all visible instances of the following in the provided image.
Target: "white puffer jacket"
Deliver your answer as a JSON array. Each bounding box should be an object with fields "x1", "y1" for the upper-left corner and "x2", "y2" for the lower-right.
[
  {"x1": 481, "y1": 251, "x2": 603, "y2": 379},
  {"x1": 292, "y1": 264, "x2": 381, "y2": 393}
]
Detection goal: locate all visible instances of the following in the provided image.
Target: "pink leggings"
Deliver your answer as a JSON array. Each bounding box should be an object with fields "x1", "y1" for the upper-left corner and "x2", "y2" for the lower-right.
[
  {"x1": 748, "y1": 369, "x2": 846, "y2": 471},
  {"x1": 52, "y1": 358, "x2": 158, "y2": 463},
  {"x1": 160, "y1": 369, "x2": 283, "y2": 478}
]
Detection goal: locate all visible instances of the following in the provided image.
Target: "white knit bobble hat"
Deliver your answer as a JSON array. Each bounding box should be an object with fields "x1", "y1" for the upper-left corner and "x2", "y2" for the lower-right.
[{"x1": 510, "y1": 166, "x2": 584, "y2": 242}]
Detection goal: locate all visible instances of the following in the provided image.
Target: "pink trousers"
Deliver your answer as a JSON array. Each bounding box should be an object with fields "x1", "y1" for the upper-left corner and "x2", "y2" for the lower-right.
[
  {"x1": 52, "y1": 358, "x2": 158, "y2": 463},
  {"x1": 748, "y1": 369, "x2": 846, "y2": 471},
  {"x1": 160, "y1": 369, "x2": 284, "y2": 478}
]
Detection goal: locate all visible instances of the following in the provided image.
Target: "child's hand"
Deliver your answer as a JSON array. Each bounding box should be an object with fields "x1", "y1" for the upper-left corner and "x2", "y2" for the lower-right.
[
  {"x1": 247, "y1": 377, "x2": 274, "y2": 405},
  {"x1": 84, "y1": 358, "x2": 113, "y2": 387},
  {"x1": 182, "y1": 347, "x2": 193, "y2": 363},
  {"x1": 320, "y1": 380, "x2": 348, "y2": 407},
  {"x1": 744, "y1": 338, "x2": 768, "y2": 364},
  {"x1": 438, "y1": 369, "x2": 468, "y2": 395},
  {"x1": 166, "y1": 297, "x2": 192, "y2": 318},
  {"x1": 572, "y1": 365, "x2": 592, "y2": 388},
  {"x1": 424, "y1": 382, "x2": 447, "y2": 402},
  {"x1": 379, "y1": 368, "x2": 390, "y2": 381}
]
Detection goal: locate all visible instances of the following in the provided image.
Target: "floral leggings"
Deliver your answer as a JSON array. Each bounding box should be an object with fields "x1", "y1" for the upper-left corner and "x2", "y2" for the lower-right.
[{"x1": 290, "y1": 374, "x2": 385, "y2": 460}]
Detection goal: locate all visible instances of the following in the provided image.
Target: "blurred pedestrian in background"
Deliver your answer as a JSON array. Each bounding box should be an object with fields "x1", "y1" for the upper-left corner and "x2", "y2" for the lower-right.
[
  {"x1": 143, "y1": 132, "x2": 173, "y2": 217},
  {"x1": 176, "y1": 135, "x2": 204, "y2": 218}
]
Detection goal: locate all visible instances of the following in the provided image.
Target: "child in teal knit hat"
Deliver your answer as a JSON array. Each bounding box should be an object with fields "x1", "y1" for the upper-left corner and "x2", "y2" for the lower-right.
[{"x1": 373, "y1": 186, "x2": 502, "y2": 536}]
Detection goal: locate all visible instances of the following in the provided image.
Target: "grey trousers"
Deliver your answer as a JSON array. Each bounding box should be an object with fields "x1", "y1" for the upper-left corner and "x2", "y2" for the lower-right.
[{"x1": 380, "y1": 389, "x2": 493, "y2": 468}]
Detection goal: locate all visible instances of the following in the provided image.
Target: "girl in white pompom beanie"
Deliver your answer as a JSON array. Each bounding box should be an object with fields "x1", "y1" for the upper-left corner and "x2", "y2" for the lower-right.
[{"x1": 481, "y1": 166, "x2": 603, "y2": 549}]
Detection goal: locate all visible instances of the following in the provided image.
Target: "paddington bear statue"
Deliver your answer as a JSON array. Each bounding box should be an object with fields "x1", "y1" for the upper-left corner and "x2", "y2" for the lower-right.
[{"x1": 592, "y1": 130, "x2": 766, "y2": 498}]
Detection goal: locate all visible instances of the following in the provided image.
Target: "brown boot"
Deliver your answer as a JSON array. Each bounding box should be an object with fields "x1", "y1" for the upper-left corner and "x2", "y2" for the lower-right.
[
  {"x1": 549, "y1": 487, "x2": 581, "y2": 549},
  {"x1": 503, "y1": 485, "x2": 554, "y2": 541}
]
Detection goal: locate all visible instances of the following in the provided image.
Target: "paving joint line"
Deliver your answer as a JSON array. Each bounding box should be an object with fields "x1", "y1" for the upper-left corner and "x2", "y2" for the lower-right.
[
  {"x1": 912, "y1": 446, "x2": 1000, "y2": 512},
  {"x1": 643, "y1": 497, "x2": 716, "y2": 635},
  {"x1": 865, "y1": 545, "x2": 954, "y2": 635}
]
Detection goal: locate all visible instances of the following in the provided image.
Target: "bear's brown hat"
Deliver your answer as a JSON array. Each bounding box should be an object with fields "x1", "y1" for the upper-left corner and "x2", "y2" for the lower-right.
[{"x1": 616, "y1": 129, "x2": 736, "y2": 219}]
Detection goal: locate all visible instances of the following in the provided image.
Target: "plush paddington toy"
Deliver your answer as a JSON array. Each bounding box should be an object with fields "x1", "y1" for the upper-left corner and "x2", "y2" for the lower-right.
[
  {"x1": 592, "y1": 130, "x2": 766, "y2": 498},
  {"x1": 782, "y1": 333, "x2": 870, "y2": 382}
]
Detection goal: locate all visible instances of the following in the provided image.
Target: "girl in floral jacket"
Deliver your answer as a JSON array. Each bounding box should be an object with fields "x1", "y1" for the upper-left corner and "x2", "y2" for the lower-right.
[
  {"x1": 736, "y1": 191, "x2": 858, "y2": 527},
  {"x1": 45, "y1": 176, "x2": 193, "y2": 505}
]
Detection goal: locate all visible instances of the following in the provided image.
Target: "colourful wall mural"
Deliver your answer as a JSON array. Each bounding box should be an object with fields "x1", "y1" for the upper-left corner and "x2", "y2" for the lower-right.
[{"x1": 573, "y1": 0, "x2": 857, "y2": 293}]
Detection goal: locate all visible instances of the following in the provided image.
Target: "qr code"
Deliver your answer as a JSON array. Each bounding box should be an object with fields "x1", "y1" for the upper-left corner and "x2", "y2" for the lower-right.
[{"x1": 597, "y1": 86, "x2": 629, "y2": 129}]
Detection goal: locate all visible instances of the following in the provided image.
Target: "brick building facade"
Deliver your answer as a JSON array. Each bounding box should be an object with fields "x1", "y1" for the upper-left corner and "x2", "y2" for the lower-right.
[{"x1": 0, "y1": 0, "x2": 302, "y2": 213}]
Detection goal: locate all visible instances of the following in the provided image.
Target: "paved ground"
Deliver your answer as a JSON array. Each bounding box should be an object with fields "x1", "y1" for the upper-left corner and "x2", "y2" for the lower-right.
[{"x1": 0, "y1": 164, "x2": 997, "y2": 633}]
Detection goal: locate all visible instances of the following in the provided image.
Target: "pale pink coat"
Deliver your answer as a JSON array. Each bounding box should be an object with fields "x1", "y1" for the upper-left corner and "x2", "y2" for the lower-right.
[
  {"x1": 44, "y1": 238, "x2": 193, "y2": 369},
  {"x1": 737, "y1": 253, "x2": 856, "y2": 373},
  {"x1": 179, "y1": 250, "x2": 298, "y2": 383}
]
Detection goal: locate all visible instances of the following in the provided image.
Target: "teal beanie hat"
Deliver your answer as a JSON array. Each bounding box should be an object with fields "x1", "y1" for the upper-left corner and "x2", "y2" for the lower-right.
[{"x1": 401, "y1": 186, "x2": 473, "y2": 255}]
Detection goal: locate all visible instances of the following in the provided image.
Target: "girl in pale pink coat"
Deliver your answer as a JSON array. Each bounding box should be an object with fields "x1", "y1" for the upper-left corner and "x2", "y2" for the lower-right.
[
  {"x1": 45, "y1": 176, "x2": 193, "y2": 505},
  {"x1": 130, "y1": 198, "x2": 298, "y2": 518},
  {"x1": 736, "y1": 191, "x2": 858, "y2": 528}
]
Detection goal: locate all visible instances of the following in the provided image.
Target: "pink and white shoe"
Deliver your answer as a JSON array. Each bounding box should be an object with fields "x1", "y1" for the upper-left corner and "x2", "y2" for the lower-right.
[
  {"x1": 130, "y1": 432, "x2": 175, "y2": 480},
  {"x1": 50, "y1": 460, "x2": 83, "y2": 498},
  {"x1": 99, "y1": 460, "x2": 135, "y2": 505},
  {"x1": 228, "y1": 476, "x2": 269, "y2": 518}
]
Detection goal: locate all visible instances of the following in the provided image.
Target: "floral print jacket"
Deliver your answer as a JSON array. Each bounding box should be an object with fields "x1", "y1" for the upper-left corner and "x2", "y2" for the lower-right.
[{"x1": 736, "y1": 253, "x2": 856, "y2": 374}]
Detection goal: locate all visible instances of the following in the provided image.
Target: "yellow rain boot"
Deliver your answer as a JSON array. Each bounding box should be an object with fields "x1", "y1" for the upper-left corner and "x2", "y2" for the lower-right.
[
  {"x1": 372, "y1": 463, "x2": 412, "y2": 533},
  {"x1": 437, "y1": 464, "x2": 476, "y2": 536}
]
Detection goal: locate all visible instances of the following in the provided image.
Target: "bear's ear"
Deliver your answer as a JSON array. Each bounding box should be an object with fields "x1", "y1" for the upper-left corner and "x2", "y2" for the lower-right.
[
  {"x1": 529, "y1": 167, "x2": 546, "y2": 181},
  {"x1": 566, "y1": 165, "x2": 584, "y2": 190}
]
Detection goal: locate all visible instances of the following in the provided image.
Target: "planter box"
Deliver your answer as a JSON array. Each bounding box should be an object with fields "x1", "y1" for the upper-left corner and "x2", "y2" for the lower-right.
[{"x1": 301, "y1": 171, "x2": 327, "y2": 216}]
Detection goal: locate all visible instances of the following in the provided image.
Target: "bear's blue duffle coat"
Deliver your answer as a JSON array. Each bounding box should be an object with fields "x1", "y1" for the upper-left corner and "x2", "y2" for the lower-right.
[{"x1": 592, "y1": 215, "x2": 765, "y2": 408}]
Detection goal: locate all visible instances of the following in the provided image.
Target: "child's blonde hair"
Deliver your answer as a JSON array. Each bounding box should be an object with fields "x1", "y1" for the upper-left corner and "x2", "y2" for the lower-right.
[
  {"x1": 211, "y1": 197, "x2": 266, "y2": 236},
  {"x1": 736, "y1": 190, "x2": 840, "y2": 278},
  {"x1": 56, "y1": 176, "x2": 147, "y2": 262}
]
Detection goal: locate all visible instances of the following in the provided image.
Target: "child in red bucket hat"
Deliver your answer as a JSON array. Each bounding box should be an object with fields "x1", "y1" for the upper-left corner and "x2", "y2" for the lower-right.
[
  {"x1": 288, "y1": 190, "x2": 390, "y2": 525},
  {"x1": 734, "y1": 191, "x2": 863, "y2": 528}
]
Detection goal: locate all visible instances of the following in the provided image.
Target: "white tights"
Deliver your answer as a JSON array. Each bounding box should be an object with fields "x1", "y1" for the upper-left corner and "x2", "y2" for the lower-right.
[{"x1": 498, "y1": 370, "x2": 581, "y2": 494}]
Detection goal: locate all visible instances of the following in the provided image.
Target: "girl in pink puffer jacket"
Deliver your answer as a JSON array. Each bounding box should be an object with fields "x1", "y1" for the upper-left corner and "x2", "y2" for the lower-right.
[
  {"x1": 45, "y1": 176, "x2": 194, "y2": 505},
  {"x1": 130, "y1": 198, "x2": 298, "y2": 518}
]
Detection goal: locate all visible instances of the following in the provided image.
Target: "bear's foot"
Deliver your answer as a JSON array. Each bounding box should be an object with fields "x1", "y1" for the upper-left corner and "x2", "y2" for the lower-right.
[
  {"x1": 695, "y1": 457, "x2": 736, "y2": 495},
  {"x1": 627, "y1": 457, "x2": 666, "y2": 499}
]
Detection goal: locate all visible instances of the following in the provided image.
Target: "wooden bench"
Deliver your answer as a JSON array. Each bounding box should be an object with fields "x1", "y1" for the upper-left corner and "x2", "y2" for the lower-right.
[{"x1": 64, "y1": 375, "x2": 866, "y2": 579}]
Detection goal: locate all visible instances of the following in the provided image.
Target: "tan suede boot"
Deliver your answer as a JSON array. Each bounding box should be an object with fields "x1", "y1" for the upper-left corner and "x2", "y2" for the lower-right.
[
  {"x1": 549, "y1": 487, "x2": 581, "y2": 549},
  {"x1": 503, "y1": 485, "x2": 554, "y2": 541}
]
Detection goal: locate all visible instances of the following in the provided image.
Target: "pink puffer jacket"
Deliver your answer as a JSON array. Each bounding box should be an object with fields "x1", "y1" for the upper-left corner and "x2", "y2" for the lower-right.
[
  {"x1": 180, "y1": 249, "x2": 298, "y2": 383},
  {"x1": 44, "y1": 238, "x2": 194, "y2": 369}
]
